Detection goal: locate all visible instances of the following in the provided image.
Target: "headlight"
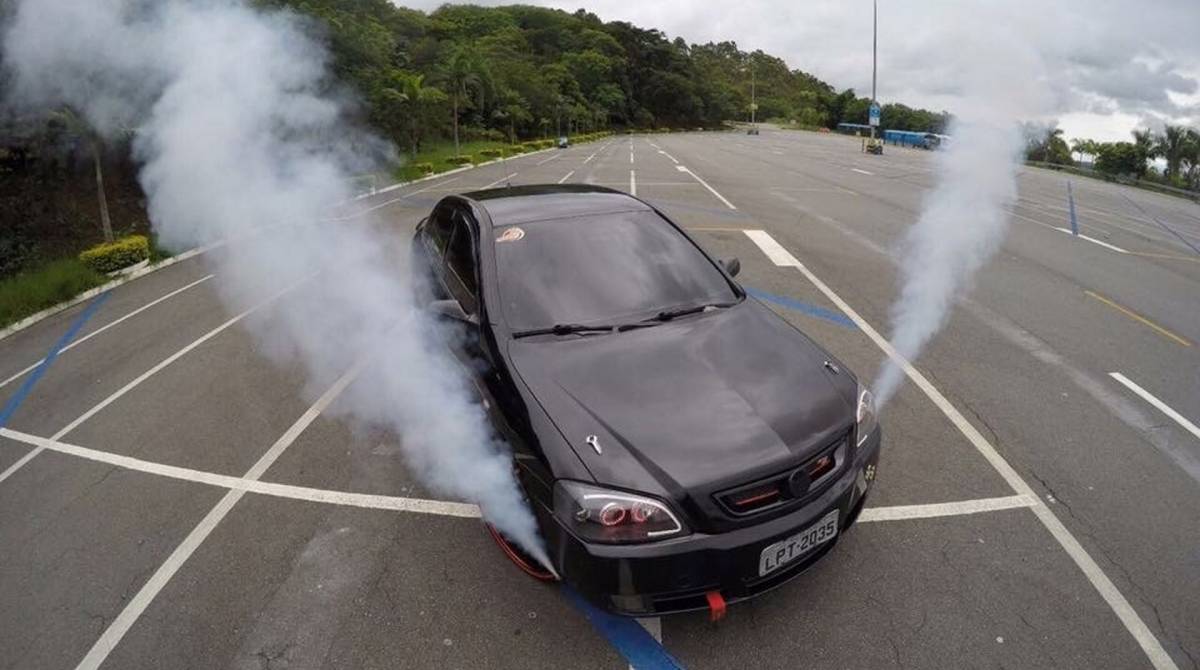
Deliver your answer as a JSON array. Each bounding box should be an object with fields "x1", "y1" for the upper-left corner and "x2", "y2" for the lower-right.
[
  {"x1": 553, "y1": 480, "x2": 688, "y2": 544},
  {"x1": 856, "y1": 385, "x2": 878, "y2": 447}
]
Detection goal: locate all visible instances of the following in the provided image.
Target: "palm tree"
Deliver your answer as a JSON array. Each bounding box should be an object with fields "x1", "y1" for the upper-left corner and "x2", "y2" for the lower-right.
[
  {"x1": 396, "y1": 73, "x2": 443, "y2": 158},
  {"x1": 1154, "y1": 124, "x2": 1189, "y2": 180},
  {"x1": 1131, "y1": 128, "x2": 1157, "y2": 177},
  {"x1": 442, "y1": 47, "x2": 488, "y2": 156},
  {"x1": 1070, "y1": 137, "x2": 1090, "y2": 163},
  {"x1": 52, "y1": 108, "x2": 113, "y2": 243},
  {"x1": 1182, "y1": 129, "x2": 1200, "y2": 190}
]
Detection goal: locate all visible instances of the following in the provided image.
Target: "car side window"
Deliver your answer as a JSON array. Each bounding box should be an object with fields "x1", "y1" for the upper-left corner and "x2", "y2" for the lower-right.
[
  {"x1": 443, "y1": 210, "x2": 479, "y2": 315},
  {"x1": 427, "y1": 204, "x2": 454, "y2": 256}
]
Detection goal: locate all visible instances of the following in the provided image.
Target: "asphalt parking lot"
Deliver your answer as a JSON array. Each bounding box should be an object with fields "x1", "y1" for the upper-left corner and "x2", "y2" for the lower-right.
[{"x1": 2, "y1": 128, "x2": 1198, "y2": 669}]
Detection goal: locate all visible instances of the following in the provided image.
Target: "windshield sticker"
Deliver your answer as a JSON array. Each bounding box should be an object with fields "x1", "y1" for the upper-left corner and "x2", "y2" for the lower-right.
[{"x1": 496, "y1": 227, "x2": 525, "y2": 243}]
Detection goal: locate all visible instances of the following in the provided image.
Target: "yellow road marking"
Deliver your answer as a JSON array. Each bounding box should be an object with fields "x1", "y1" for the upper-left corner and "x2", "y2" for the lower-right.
[{"x1": 1084, "y1": 290, "x2": 1192, "y2": 347}]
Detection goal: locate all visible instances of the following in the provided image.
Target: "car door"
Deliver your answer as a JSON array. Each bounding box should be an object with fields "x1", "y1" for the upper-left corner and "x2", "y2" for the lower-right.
[{"x1": 439, "y1": 209, "x2": 537, "y2": 484}]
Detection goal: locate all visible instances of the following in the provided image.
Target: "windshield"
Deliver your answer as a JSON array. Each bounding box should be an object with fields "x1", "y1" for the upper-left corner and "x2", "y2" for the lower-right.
[{"x1": 493, "y1": 210, "x2": 737, "y2": 332}]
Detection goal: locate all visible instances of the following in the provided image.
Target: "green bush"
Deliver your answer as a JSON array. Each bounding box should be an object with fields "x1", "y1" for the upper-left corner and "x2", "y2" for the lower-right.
[
  {"x1": 522, "y1": 142, "x2": 541, "y2": 151},
  {"x1": 0, "y1": 259, "x2": 106, "y2": 328},
  {"x1": 538, "y1": 139, "x2": 554, "y2": 149},
  {"x1": 413, "y1": 162, "x2": 434, "y2": 174},
  {"x1": 79, "y1": 235, "x2": 150, "y2": 274},
  {"x1": 478, "y1": 148, "x2": 502, "y2": 158},
  {"x1": 445, "y1": 155, "x2": 473, "y2": 166},
  {"x1": 508, "y1": 145, "x2": 525, "y2": 155}
]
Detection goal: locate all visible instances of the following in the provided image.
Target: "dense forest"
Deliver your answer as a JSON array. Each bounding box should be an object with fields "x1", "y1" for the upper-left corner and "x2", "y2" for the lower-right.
[{"x1": 265, "y1": 0, "x2": 951, "y2": 154}]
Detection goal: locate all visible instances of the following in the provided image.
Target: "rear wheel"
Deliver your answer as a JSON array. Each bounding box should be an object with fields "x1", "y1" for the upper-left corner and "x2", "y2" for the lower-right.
[{"x1": 485, "y1": 523, "x2": 558, "y2": 581}]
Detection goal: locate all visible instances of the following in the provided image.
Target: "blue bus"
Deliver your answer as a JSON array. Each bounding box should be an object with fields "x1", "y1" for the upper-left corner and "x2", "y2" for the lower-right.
[{"x1": 882, "y1": 129, "x2": 945, "y2": 149}]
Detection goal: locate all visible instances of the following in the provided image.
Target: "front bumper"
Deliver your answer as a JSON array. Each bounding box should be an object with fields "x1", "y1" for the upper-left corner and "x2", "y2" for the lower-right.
[{"x1": 547, "y1": 426, "x2": 882, "y2": 616}]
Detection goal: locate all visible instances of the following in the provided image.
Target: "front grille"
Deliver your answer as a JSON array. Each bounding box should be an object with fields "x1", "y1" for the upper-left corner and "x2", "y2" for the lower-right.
[{"x1": 715, "y1": 435, "x2": 849, "y2": 517}]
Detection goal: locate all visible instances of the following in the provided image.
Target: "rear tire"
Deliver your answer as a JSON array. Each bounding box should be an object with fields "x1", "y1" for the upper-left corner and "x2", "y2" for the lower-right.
[{"x1": 485, "y1": 523, "x2": 558, "y2": 582}]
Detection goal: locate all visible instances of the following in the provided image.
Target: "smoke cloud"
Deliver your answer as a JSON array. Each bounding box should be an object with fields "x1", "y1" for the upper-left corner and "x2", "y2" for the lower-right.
[
  {"x1": 2, "y1": 0, "x2": 548, "y2": 564},
  {"x1": 872, "y1": 15, "x2": 1051, "y2": 408}
]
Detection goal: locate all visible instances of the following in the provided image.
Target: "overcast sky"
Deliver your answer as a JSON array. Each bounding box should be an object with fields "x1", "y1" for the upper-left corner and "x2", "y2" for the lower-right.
[{"x1": 397, "y1": 0, "x2": 1200, "y2": 142}]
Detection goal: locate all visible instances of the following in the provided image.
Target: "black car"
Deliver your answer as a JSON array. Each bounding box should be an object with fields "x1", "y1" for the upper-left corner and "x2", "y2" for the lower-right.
[{"x1": 411, "y1": 185, "x2": 881, "y2": 618}]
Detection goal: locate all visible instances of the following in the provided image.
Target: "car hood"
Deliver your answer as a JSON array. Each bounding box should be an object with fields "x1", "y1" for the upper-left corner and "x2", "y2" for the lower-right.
[{"x1": 509, "y1": 300, "x2": 856, "y2": 499}]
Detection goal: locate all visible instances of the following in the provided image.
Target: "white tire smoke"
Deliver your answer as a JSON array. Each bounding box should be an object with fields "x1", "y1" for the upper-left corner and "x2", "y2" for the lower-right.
[
  {"x1": 2, "y1": 0, "x2": 550, "y2": 565},
  {"x1": 872, "y1": 18, "x2": 1049, "y2": 408}
]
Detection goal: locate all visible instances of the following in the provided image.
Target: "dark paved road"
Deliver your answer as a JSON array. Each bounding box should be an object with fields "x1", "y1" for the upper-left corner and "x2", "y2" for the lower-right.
[{"x1": 1, "y1": 128, "x2": 1197, "y2": 669}]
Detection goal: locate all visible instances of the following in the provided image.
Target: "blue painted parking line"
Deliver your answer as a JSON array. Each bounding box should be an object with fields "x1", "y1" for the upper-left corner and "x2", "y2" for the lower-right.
[
  {"x1": 745, "y1": 287, "x2": 857, "y2": 329},
  {"x1": 0, "y1": 293, "x2": 110, "y2": 428},
  {"x1": 563, "y1": 587, "x2": 685, "y2": 670}
]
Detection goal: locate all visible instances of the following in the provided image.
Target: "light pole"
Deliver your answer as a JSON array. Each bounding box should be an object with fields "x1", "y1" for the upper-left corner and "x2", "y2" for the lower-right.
[
  {"x1": 870, "y1": 0, "x2": 877, "y2": 142},
  {"x1": 751, "y1": 62, "x2": 757, "y2": 127}
]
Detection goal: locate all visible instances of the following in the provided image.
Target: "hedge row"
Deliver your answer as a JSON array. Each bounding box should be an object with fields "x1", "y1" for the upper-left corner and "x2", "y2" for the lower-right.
[{"x1": 79, "y1": 235, "x2": 150, "y2": 274}]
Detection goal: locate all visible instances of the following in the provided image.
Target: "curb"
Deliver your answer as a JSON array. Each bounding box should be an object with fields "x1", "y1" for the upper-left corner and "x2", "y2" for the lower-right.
[
  {"x1": 0, "y1": 138, "x2": 605, "y2": 343},
  {"x1": 357, "y1": 143, "x2": 559, "y2": 199},
  {"x1": 0, "y1": 246, "x2": 208, "y2": 343}
]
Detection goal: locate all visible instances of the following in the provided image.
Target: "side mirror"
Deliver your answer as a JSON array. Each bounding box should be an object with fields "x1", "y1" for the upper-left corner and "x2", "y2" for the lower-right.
[
  {"x1": 428, "y1": 299, "x2": 477, "y2": 325},
  {"x1": 720, "y1": 257, "x2": 741, "y2": 277}
]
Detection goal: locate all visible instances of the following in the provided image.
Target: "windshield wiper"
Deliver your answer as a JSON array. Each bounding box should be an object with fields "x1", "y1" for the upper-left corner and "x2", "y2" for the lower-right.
[
  {"x1": 648, "y1": 301, "x2": 738, "y2": 322},
  {"x1": 512, "y1": 323, "x2": 615, "y2": 338}
]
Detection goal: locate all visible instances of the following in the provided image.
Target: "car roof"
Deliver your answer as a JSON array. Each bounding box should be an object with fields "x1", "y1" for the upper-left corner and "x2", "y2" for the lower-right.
[{"x1": 460, "y1": 184, "x2": 651, "y2": 227}]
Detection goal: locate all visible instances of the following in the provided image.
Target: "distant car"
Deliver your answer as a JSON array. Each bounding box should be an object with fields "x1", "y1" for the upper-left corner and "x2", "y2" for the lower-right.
[
  {"x1": 411, "y1": 185, "x2": 882, "y2": 618},
  {"x1": 557, "y1": 136, "x2": 569, "y2": 148},
  {"x1": 747, "y1": 127, "x2": 760, "y2": 135}
]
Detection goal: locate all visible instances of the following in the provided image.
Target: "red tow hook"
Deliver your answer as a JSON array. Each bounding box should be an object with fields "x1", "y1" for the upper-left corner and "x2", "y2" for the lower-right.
[{"x1": 705, "y1": 590, "x2": 727, "y2": 622}]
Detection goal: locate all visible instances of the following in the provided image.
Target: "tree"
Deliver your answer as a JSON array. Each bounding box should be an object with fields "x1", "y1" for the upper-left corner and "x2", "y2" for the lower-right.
[
  {"x1": 1024, "y1": 124, "x2": 1069, "y2": 164},
  {"x1": 1154, "y1": 124, "x2": 1190, "y2": 181},
  {"x1": 1129, "y1": 128, "x2": 1156, "y2": 178},
  {"x1": 1095, "y1": 142, "x2": 1140, "y2": 177},
  {"x1": 1070, "y1": 137, "x2": 1099, "y2": 164},
  {"x1": 397, "y1": 73, "x2": 444, "y2": 157},
  {"x1": 51, "y1": 108, "x2": 113, "y2": 243},
  {"x1": 440, "y1": 45, "x2": 489, "y2": 155},
  {"x1": 493, "y1": 89, "x2": 532, "y2": 144},
  {"x1": 1181, "y1": 129, "x2": 1200, "y2": 190}
]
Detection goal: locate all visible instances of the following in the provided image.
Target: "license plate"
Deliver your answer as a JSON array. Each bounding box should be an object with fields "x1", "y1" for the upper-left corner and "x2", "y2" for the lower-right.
[{"x1": 758, "y1": 509, "x2": 839, "y2": 577}]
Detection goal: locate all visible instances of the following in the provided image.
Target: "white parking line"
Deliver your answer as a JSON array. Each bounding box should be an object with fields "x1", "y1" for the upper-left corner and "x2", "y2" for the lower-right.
[
  {"x1": 630, "y1": 170, "x2": 636, "y2": 196},
  {"x1": 741, "y1": 228, "x2": 1177, "y2": 670},
  {"x1": 0, "y1": 274, "x2": 214, "y2": 391},
  {"x1": 0, "y1": 426, "x2": 482, "y2": 517},
  {"x1": 1055, "y1": 227, "x2": 1130, "y2": 253},
  {"x1": 57, "y1": 280, "x2": 304, "y2": 443},
  {"x1": 629, "y1": 149, "x2": 634, "y2": 164},
  {"x1": 657, "y1": 150, "x2": 679, "y2": 164},
  {"x1": 0, "y1": 425, "x2": 1048, "y2": 528},
  {"x1": 674, "y1": 165, "x2": 736, "y2": 210},
  {"x1": 482, "y1": 173, "x2": 518, "y2": 189},
  {"x1": 858, "y1": 495, "x2": 1037, "y2": 522},
  {"x1": 0, "y1": 281, "x2": 304, "y2": 485},
  {"x1": 850, "y1": 168, "x2": 874, "y2": 175},
  {"x1": 1110, "y1": 373, "x2": 1200, "y2": 442},
  {"x1": 584, "y1": 152, "x2": 597, "y2": 164},
  {"x1": 558, "y1": 170, "x2": 575, "y2": 184},
  {"x1": 71, "y1": 361, "x2": 366, "y2": 670},
  {"x1": 537, "y1": 154, "x2": 560, "y2": 166}
]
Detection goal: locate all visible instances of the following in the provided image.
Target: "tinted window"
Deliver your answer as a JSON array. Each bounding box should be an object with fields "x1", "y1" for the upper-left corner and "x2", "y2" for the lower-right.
[
  {"x1": 427, "y1": 204, "x2": 454, "y2": 255},
  {"x1": 494, "y1": 210, "x2": 736, "y2": 331},
  {"x1": 444, "y1": 212, "x2": 478, "y2": 313}
]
